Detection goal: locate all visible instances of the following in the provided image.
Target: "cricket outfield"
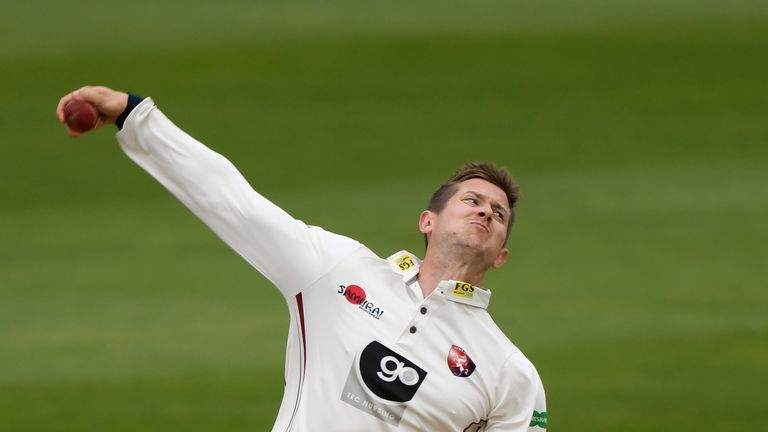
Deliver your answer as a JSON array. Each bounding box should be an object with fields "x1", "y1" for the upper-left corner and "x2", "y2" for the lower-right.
[{"x1": 1, "y1": 1, "x2": 767, "y2": 430}]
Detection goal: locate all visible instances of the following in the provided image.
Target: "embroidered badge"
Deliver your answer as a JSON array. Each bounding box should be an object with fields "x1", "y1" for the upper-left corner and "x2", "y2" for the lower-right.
[{"x1": 447, "y1": 344, "x2": 476, "y2": 377}]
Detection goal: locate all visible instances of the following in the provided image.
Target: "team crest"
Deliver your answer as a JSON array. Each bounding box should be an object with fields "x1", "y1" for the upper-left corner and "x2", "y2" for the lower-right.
[{"x1": 447, "y1": 345, "x2": 476, "y2": 377}]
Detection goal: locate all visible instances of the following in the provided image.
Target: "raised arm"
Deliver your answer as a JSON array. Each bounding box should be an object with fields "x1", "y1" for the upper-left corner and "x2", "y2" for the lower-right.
[
  {"x1": 56, "y1": 86, "x2": 361, "y2": 299},
  {"x1": 56, "y1": 86, "x2": 129, "y2": 138}
]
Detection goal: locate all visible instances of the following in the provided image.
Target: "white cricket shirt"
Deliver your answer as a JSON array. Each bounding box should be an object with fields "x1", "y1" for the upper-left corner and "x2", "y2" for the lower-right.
[{"x1": 117, "y1": 98, "x2": 547, "y2": 431}]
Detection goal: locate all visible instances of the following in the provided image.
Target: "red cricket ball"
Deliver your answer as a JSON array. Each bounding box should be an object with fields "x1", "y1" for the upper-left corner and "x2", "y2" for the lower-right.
[{"x1": 64, "y1": 100, "x2": 99, "y2": 133}]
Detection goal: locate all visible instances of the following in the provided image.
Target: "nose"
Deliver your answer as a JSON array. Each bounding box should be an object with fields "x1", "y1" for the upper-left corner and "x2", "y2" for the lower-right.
[{"x1": 477, "y1": 204, "x2": 493, "y2": 219}]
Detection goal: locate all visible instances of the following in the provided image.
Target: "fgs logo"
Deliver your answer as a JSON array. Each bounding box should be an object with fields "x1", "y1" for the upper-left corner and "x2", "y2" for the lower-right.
[
  {"x1": 452, "y1": 281, "x2": 475, "y2": 300},
  {"x1": 340, "y1": 341, "x2": 428, "y2": 425}
]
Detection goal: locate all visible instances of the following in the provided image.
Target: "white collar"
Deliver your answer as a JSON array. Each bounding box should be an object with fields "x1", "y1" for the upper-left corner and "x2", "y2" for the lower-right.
[{"x1": 386, "y1": 250, "x2": 492, "y2": 309}]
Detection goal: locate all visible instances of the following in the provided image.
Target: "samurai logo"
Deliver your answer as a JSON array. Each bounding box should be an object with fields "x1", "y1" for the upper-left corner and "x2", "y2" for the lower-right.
[
  {"x1": 447, "y1": 345, "x2": 476, "y2": 377},
  {"x1": 337, "y1": 284, "x2": 385, "y2": 319},
  {"x1": 340, "y1": 341, "x2": 428, "y2": 425}
]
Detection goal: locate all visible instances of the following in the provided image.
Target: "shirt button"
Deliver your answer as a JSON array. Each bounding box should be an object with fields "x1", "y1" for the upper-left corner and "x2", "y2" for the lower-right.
[
  {"x1": 420, "y1": 307, "x2": 427, "y2": 315},
  {"x1": 409, "y1": 326, "x2": 417, "y2": 334}
]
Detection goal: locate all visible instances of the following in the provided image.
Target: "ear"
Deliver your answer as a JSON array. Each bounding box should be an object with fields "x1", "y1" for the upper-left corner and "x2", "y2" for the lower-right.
[
  {"x1": 419, "y1": 210, "x2": 435, "y2": 236},
  {"x1": 492, "y1": 247, "x2": 509, "y2": 269}
]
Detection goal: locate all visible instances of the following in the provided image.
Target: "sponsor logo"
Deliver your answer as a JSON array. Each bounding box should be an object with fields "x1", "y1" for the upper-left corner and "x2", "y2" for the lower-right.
[
  {"x1": 395, "y1": 254, "x2": 415, "y2": 271},
  {"x1": 359, "y1": 342, "x2": 427, "y2": 403},
  {"x1": 338, "y1": 285, "x2": 385, "y2": 319},
  {"x1": 452, "y1": 281, "x2": 475, "y2": 300},
  {"x1": 529, "y1": 411, "x2": 548, "y2": 429},
  {"x1": 447, "y1": 345, "x2": 476, "y2": 377},
  {"x1": 341, "y1": 341, "x2": 428, "y2": 425}
]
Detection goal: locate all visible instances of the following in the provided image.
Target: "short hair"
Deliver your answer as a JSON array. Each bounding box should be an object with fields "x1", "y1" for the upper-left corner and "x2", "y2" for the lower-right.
[{"x1": 425, "y1": 162, "x2": 520, "y2": 246}]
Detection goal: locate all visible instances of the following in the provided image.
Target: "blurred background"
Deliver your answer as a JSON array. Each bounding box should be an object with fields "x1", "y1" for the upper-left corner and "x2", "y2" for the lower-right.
[{"x1": 1, "y1": 1, "x2": 767, "y2": 430}]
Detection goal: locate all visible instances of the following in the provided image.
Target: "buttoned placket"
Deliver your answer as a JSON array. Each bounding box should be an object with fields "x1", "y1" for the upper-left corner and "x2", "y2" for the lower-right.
[{"x1": 397, "y1": 278, "x2": 448, "y2": 341}]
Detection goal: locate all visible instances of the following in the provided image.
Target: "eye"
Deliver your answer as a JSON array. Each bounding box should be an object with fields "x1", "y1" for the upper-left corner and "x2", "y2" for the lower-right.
[
  {"x1": 464, "y1": 197, "x2": 478, "y2": 205},
  {"x1": 493, "y1": 210, "x2": 504, "y2": 221}
]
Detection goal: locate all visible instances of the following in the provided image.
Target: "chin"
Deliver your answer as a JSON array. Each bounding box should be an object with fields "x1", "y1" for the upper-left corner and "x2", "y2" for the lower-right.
[
  {"x1": 456, "y1": 239, "x2": 495, "y2": 257},
  {"x1": 463, "y1": 233, "x2": 493, "y2": 249}
]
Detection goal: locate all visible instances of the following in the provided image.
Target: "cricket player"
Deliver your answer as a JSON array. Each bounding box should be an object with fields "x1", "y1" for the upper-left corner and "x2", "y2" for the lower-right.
[{"x1": 57, "y1": 86, "x2": 548, "y2": 431}]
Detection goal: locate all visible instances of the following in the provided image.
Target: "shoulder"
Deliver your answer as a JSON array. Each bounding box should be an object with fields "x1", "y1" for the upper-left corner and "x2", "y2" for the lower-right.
[
  {"x1": 471, "y1": 311, "x2": 542, "y2": 389},
  {"x1": 470, "y1": 310, "x2": 526, "y2": 358},
  {"x1": 318, "y1": 240, "x2": 396, "y2": 280}
]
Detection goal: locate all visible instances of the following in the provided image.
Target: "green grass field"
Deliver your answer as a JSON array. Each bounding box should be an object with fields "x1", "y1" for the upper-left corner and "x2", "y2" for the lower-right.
[{"x1": 2, "y1": 1, "x2": 767, "y2": 430}]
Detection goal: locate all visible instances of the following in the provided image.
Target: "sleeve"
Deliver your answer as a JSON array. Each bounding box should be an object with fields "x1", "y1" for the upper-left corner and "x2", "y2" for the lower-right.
[
  {"x1": 486, "y1": 353, "x2": 548, "y2": 431},
  {"x1": 115, "y1": 97, "x2": 362, "y2": 299}
]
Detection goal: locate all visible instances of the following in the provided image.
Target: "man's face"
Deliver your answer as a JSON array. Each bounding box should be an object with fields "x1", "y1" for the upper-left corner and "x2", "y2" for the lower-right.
[{"x1": 419, "y1": 178, "x2": 511, "y2": 269}]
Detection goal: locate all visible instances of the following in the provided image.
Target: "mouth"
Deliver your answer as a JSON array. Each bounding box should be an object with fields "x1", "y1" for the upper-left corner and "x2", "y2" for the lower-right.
[{"x1": 468, "y1": 221, "x2": 490, "y2": 233}]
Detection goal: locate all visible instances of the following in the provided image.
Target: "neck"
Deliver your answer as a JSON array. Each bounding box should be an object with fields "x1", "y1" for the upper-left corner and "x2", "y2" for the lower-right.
[{"x1": 416, "y1": 247, "x2": 487, "y2": 298}]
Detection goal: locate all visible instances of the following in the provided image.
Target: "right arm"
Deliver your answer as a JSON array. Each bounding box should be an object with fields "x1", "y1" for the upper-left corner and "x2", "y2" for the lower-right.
[{"x1": 57, "y1": 86, "x2": 361, "y2": 298}]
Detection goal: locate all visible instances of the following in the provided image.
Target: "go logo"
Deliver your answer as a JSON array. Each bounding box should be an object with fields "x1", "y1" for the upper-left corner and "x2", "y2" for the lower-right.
[
  {"x1": 359, "y1": 341, "x2": 427, "y2": 403},
  {"x1": 377, "y1": 356, "x2": 420, "y2": 385}
]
